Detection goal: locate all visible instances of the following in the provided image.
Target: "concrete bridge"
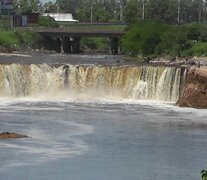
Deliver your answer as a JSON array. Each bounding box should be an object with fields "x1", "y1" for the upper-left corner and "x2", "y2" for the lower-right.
[{"x1": 32, "y1": 27, "x2": 127, "y2": 54}]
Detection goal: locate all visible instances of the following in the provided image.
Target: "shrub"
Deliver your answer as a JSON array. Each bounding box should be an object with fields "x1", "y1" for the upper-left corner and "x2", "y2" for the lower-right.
[
  {"x1": 0, "y1": 31, "x2": 21, "y2": 51},
  {"x1": 155, "y1": 25, "x2": 190, "y2": 57},
  {"x1": 122, "y1": 20, "x2": 169, "y2": 56},
  {"x1": 201, "y1": 169, "x2": 207, "y2": 180},
  {"x1": 38, "y1": 16, "x2": 59, "y2": 28},
  {"x1": 122, "y1": 21, "x2": 207, "y2": 57},
  {"x1": 185, "y1": 23, "x2": 207, "y2": 42},
  {"x1": 81, "y1": 37, "x2": 108, "y2": 51},
  {"x1": 20, "y1": 31, "x2": 42, "y2": 48},
  {"x1": 185, "y1": 42, "x2": 207, "y2": 57},
  {"x1": 0, "y1": 30, "x2": 42, "y2": 52}
]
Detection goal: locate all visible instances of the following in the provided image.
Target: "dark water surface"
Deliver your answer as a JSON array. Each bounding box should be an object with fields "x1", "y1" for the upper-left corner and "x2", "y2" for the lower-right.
[
  {"x1": 0, "y1": 52, "x2": 125, "y2": 65},
  {"x1": 0, "y1": 100, "x2": 207, "y2": 180}
]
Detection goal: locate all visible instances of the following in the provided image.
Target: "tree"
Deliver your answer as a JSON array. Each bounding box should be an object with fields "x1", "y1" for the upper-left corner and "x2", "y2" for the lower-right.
[
  {"x1": 76, "y1": 0, "x2": 118, "y2": 22},
  {"x1": 124, "y1": 0, "x2": 142, "y2": 23},
  {"x1": 93, "y1": 7, "x2": 111, "y2": 22},
  {"x1": 122, "y1": 21, "x2": 168, "y2": 56},
  {"x1": 178, "y1": 0, "x2": 207, "y2": 23},
  {"x1": 76, "y1": 8, "x2": 91, "y2": 22},
  {"x1": 146, "y1": 0, "x2": 177, "y2": 24},
  {"x1": 43, "y1": 2, "x2": 58, "y2": 13},
  {"x1": 14, "y1": 0, "x2": 42, "y2": 13},
  {"x1": 56, "y1": 0, "x2": 79, "y2": 17},
  {"x1": 193, "y1": 0, "x2": 207, "y2": 23}
]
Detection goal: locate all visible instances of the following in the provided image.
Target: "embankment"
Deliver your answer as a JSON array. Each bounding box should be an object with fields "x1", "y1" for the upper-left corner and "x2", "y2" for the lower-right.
[{"x1": 177, "y1": 67, "x2": 207, "y2": 108}]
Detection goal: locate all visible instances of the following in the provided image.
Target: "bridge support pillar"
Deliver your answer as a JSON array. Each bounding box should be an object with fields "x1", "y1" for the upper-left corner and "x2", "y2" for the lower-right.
[
  {"x1": 61, "y1": 37, "x2": 80, "y2": 54},
  {"x1": 61, "y1": 37, "x2": 72, "y2": 53},
  {"x1": 110, "y1": 37, "x2": 119, "y2": 55},
  {"x1": 72, "y1": 37, "x2": 80, "y2": 53},
  {"x1": 43, "y1": 36, "x2": 61, "y2": 53}
]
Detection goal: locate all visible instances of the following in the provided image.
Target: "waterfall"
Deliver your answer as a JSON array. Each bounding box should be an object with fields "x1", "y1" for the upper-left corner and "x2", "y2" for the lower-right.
[{"x1": 0, "y1": 64, "x2": 182, "y2": 102}]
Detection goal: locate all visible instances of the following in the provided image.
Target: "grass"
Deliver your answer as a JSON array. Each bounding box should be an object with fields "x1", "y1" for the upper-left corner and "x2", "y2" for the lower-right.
[
  {"x1": 81, "y1": 37, "x2": 109, "y2": 52},
  {"x1": 0, "y1": 30, "x2": 42, "y2": 52}
]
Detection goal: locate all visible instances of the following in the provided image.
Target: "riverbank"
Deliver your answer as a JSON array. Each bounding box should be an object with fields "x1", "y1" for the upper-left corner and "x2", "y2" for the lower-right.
[
  {"x1": 177, "y1": 67, "x2": 207, "y2": 108},
  {"x1": 0, "y1": 30, "x2": 42, "y2": 53}
]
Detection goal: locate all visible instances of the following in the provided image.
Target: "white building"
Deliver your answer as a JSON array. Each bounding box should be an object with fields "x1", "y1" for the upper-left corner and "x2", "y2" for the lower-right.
[{"x1": 42, "y1": 13, "x2": 78, "y2": 22}]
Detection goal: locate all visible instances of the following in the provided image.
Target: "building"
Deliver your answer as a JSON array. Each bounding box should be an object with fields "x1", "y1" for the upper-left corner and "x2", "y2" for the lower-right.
[
  {"x1": 13, "y1": 13, "x2": 39, "y2": 27},
  {"x1": 42, "y1": 13, "x2": 78, "y2": 22}
]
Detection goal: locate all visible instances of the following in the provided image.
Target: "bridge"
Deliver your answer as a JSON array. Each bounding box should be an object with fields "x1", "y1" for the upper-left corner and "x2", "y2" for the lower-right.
[{"x1": 31, "y1": 26, "x2": 127, "y2": 54}]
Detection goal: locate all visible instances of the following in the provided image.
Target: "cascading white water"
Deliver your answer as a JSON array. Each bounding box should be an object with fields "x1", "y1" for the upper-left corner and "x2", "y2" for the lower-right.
[{"x1": 0, "y1": 64, "x2": 182, "y2": 102}]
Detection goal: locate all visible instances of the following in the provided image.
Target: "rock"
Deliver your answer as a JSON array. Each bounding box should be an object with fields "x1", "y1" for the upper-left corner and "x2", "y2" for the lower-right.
[
  {"x1": 177, "y1": 67, "x2": 207, "y2": 108},
  {"x1": 0, "y1": 132, "x2": 28, "y2": 139}
]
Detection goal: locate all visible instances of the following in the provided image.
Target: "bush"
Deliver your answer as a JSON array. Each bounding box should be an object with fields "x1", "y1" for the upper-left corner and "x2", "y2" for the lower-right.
[
  {"x1": 38, "y1": 16, "x2": 59, "y2": 28},
  {"x1": 122, "y1": 21, "x2": 169, "y2": 56},
  {"x1": 201, "y1": 169, "x2": 207, "y2": 180},
  {"x1": 155, "y1": 25, "x2": 189, "y2": 57},
  {"x1": 0, "y1": 19, "x2": 11, "y2": 30},
  {"x1": 185, "y1": 42, "x2": 207, "y2": 57},
  {"x1": 0, "y1": 30, "x2": 42, "y2": 52},
  {"x1": 0, "y1": 31, "x2": 21, "y2": 51},
  {"x1": 20, "y1": 31, "x2": 42, "y2": 48},
  {"x1": 185, "y1": 23, "x2": 207, "y2": 42},
  {"x1": 81, "y1": 37, "x2": 108, "y2": 51},
  {"x1": 122, "y1": 21, "x2": 207, "y2": 58}
]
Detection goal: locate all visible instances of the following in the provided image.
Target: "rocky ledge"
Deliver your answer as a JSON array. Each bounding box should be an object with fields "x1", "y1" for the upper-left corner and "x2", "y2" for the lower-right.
[
  {"x1": 0, "y1": 132, "x2": 28, "y2": 139},
  {"x1": 177, "y1": 67, "x2": 207, "y2": 108}
]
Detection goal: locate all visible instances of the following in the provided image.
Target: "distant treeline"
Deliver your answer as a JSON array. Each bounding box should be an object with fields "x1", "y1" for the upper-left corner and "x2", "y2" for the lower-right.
[
  {"x1": 40, "y1": 0, "x2": 206, "y2": 24},
  {"x1": 15, "y1": 0, "x2": 206, "y2": 24},
  {"x1": 122, "y1": 21, "x2": 207, "y2": 58}
]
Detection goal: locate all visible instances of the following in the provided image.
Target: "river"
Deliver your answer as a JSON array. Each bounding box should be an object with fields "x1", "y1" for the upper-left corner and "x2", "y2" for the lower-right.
[{"x1": 0, "y1": 53, "x2": 207, "y2": 180}]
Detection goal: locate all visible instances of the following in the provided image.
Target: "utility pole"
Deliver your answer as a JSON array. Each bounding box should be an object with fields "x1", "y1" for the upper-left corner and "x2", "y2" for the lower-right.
[
  {"x1": 198, "y1": 0, "x2": 202, "y2": 23},
  {"x1": 142, "y1": 0, "x2": 145, "y2": 21},
  {"x1": 119, "y1": 0, "x2": 123, "y2": 22},
  {"x1": 177, "y1": 0, "x2": 181, "y2": 24},
  {"x1": 57, "y1": 4, "x2": 60, "y2": 13},
  {"x1": 90, "y1": 0, "x2": 95, "y2": 22},
  {"x1": 55, "y1": 0, "x2": 60, "y2": 13},
  {"x1": 90, "y1": 4, "x2": 93, "y2": 22},
  {"x1": 0, "y1": 0, "x2": 2, "y2": 19}
]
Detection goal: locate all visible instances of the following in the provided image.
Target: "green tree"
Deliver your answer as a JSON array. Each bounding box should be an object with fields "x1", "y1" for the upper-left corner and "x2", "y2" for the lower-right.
[
  {"x1": 38, "y1": 16, "x2": 59, "y2": 27},
  {"x1": 76, "y1": 0, "x2": 117, "y2": 22},
  {"x1": 146, "y1": 0, "x2": 177, "y2": 24},
  {"x1": 43, "y1": 2, "x2": 58, "y2": 13},
  {"x1": 93, "y1": 7, "x2": 111, "y2": 22},
  {"x1": 122, "y1": 21, "x2": 168, "y2": 56},
  {"x1": 14, "y1": 0, "x2": 42, "y2": 13},
  {"x1": 124, "y1": 0, "x2": 142, "y2": 23},
  {"x1": 76, "y1": 8, "x2": 91, "y2": 22},
  {"x1": 56, "y1": 0, "x2": 78, "y2": 17}
]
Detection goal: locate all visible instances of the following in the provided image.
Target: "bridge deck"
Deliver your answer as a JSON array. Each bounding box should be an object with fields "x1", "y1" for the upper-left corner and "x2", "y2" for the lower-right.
[{"x1": 30, "y1": 27, "x2": 127, "y2": 37}]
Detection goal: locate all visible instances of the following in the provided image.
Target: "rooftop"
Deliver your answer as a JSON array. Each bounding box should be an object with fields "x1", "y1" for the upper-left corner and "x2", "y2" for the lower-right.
[{"x1": 42, "y1": 13, "x2": 78, "y2": 22}]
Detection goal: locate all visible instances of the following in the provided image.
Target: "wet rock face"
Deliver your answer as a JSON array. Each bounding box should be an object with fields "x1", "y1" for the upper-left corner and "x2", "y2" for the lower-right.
[
  {"x1": 177, "y1": 67, "x2": 207, "y2": 108},
  {"x1": 0, "y1": 132, "x2": 28, "y2": 139}
]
